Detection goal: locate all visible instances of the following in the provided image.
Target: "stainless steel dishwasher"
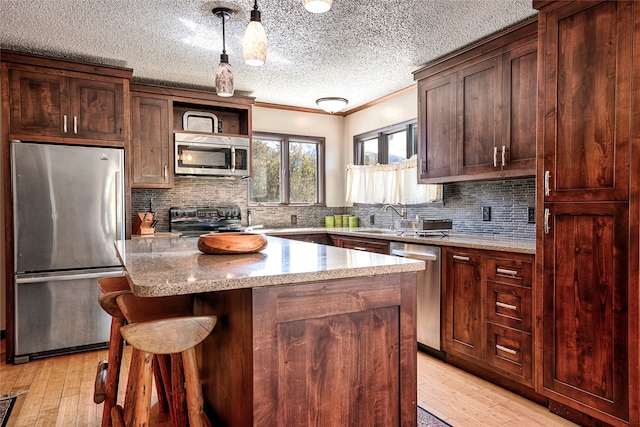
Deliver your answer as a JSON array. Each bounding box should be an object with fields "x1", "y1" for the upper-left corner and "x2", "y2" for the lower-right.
[{"x1": 389, "y1": 242, "x2": 442, "y2": 351}]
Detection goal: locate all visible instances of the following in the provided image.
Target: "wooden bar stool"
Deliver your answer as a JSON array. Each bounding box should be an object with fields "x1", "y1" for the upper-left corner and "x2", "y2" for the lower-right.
[
  {"x1": 94, "y1": 276, "x2": 132, "y2": 427},
  {"x1": 111, "y1": 293, "x2": 216, "y2": 427}
]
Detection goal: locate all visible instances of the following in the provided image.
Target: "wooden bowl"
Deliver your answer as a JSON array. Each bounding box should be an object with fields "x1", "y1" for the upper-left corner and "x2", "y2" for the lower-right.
[{"x1": 197, "y1": 232, "x2": 268, "y2": 254}]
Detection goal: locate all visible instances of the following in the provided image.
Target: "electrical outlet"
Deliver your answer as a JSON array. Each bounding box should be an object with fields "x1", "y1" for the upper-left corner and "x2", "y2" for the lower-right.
[
  {"x1": 482, "y1": 206, "x2": 491, "y2": 221},
  {"x1": 370, "y1": 214, "x2": 375, "y2": 225},
  {"x1": 528, "y1": 207, "x2": 535, "y2": 224},
  {"x1": 291, "y1": 215, "x2": 297, "y2": 226}
]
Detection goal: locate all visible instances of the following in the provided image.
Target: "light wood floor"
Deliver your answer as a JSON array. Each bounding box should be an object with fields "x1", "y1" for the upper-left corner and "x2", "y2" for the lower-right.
[{"x1": 1, "y1": 340, "x2": 577, "y2": 426}]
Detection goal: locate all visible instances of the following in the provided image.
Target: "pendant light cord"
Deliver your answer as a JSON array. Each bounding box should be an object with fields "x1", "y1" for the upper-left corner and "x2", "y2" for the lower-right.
[{"x1": 222, "y1": 14, "x2": 227, "y2": 54}]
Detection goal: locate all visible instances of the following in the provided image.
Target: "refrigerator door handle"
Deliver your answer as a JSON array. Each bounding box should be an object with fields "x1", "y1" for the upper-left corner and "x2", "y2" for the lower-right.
[
  {"x1": 115, "y1": 170, "x2": 124, "y2": 241},
  {"x1": 16, "y1": 270, "x2": 124, "y2": 284}
]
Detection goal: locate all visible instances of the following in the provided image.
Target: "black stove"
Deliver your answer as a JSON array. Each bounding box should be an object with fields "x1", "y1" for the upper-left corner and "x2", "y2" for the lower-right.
[{"x1": 170, "y1": 206, "x2": 243, "y2": 236}]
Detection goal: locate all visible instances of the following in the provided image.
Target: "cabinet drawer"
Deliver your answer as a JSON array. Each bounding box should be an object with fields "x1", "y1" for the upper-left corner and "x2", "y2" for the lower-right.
[
  {"x1": 338, "y1": 237, "x2": 389, "y2": 254},
  {"x1": 486, "y1": 323, "x2": 532, "y2": 382},
  {"x1": 486, "y1": 281, "x2": 531, "y2": 332},
  {"x1": 485, "y1": 256, "x2": 532, "y2": 287}
]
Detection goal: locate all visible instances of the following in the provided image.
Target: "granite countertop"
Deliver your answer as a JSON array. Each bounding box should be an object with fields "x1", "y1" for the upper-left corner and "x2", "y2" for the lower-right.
[
  {"x1": 116, "y1": 235, "x2": 424, "y2": 297},
  {"x1": 263, "y1": 227, "x2": 536, "y2": 254}
]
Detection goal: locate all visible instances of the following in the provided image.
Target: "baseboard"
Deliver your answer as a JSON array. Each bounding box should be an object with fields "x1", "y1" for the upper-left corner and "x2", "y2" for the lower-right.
[{"x1": 549, "y1": 400, "x2": 617, "y2": 427}]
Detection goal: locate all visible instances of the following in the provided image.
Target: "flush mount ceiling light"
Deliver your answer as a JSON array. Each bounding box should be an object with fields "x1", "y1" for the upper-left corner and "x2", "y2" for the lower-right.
[
  {"x1": 242, "y1": 0, "x2": 267, "y2": 66},
  {"x1": 302, "y1": 0, "x2": 333, "y2": 13},
  {"x1": 213, "y1": 7, "x2": 234, "y2": 97},
  {"x1": 316, "y1": 97, "x2": 348, "y2": 114}
]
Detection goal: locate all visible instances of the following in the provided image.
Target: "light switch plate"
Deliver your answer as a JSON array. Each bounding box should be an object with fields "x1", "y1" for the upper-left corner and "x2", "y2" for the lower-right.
[
  {"x1": 528, "y1": 207, "x2": 535, "y2": 224},
  {"x1": 482, "y1": 206, "x2": 491, "y2": 221}
]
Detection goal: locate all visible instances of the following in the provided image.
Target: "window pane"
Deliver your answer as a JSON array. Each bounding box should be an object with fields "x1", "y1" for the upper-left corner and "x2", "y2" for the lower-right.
[
  {"x1": 289, "y1": 141, "x2": 318, "y2": 204},
  {"x1": 250, "y1": 138, "x2": 282, "y2": 203},
  {"x1": 363, "y1": 137, "x2": 378, "y2": 165},
  {"x1": 409, "y1": 123, "x2": 418, "y2": 157},
  {"x1": 388, "y1": 130, "x2": 407, "y2": 163}
]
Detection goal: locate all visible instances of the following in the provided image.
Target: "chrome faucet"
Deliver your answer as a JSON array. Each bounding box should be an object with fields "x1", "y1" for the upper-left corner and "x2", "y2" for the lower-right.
[{"x1": 381, "y1": 204, "x2": 407, "y2": 219}]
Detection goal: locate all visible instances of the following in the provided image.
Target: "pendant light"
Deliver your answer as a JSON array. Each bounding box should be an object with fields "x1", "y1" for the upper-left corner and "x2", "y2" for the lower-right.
[
  {"x1": 213, "y1": 7, "x2": 234, "y2": 97},
  {"x1": 316, "y1": 97, "x2": 348, "y2": 114},
  {"x1": 242, "y1": 0, "x2": 267, "y2": 66},
  {"x1": 302, "y1": 0, "x2": 333, "y2": 13}
]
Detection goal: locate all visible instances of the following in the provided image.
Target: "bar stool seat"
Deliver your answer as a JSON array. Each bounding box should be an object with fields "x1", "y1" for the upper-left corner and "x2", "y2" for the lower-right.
[{"x1": 111, "y1": 293, "x2": 216, "y2": 427}]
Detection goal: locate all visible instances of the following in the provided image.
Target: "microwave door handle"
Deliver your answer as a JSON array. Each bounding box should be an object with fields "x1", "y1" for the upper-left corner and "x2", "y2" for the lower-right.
[{"x1": 232, "y1": 146, "x2": 236, "y2": 172}]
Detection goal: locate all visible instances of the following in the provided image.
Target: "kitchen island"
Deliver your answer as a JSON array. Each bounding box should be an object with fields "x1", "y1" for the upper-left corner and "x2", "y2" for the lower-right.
[{"x1": 115, "y1": 235, "x2": 424, "y2": 427}]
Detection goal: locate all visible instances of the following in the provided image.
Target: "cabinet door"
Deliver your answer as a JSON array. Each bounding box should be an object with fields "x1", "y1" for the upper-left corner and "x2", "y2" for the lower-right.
[
  {"x1": 443, "y1": 249, "x2": 483, "y2": 360},
  {"x1": 502, "y1": 41, "x2": 536, "y2": 173},
  {"x1": 8, "y1": 69, "x2": 70, "y2": 137},
  {"x1": 69, "y1": 78, "x2": 126, "y2": 142},
  {"x1": 418, "y1": 74, "x2": 456, "y2": 181},
  {"x1": 540, "y1": 0, "x2": 632, "y2": 202},
  {"x1": 542, "y1": 202, "x2": 629, "y2": 421},
  {"x1": 131, "y1": 94, "x2": 172, "y2": 188},
  {"x1": 456, "y1": 57, "x2": 502, "y2": 176}
]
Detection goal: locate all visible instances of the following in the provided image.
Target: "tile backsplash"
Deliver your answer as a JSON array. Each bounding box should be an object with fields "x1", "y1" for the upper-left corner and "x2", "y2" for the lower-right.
[{"x1": 132, "y1": 177, "x2": 535, "y2": 240}]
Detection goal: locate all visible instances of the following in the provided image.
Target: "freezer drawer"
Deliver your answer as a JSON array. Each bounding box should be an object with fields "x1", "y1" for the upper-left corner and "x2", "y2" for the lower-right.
[{"x1": 14, "y1": 271, "x2": 122, "y2": 360}]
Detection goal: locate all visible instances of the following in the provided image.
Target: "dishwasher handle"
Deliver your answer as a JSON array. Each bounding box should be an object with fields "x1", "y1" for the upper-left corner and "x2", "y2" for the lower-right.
[{"x1": 390, "y1": 249, "x2": 437, "y2": 262}]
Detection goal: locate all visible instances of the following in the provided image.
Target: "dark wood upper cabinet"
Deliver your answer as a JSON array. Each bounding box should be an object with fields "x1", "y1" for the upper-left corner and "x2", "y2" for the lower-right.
[
  {"x1": 414, "y1": 18, "x2": 537, "y2": 184},
  {"x1": 539, "y1": 0, "x2": 632, "y2": 203},
  {"x1": 5, "y1": 57, "x2": 129, "y2": 145},
  {"x1": 131, "y1": 93, "x2": 172, "y2": 188},
  {"x1": 456, "y1": 57, "x2": 502, "y2": 176},
  {"x1": 536, "y1": 1, "x2": 639, "y2": 425},
  {"x1": 418, "y1": 74, "x2": 457, "y2": 179}
]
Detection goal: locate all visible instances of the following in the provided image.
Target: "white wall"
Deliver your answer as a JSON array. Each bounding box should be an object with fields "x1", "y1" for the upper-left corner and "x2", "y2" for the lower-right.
[{"x1": 252, "y1": 106, "x2": 345, "y2": 207}]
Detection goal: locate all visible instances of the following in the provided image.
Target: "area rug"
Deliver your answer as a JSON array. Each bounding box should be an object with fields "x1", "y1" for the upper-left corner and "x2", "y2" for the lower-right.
[
  {"x1": 0, "y1": 391, "x2": 27, "y2": 427},
  {"x1": 418, "y1": 405, "x2": 453, "y2": 427}
]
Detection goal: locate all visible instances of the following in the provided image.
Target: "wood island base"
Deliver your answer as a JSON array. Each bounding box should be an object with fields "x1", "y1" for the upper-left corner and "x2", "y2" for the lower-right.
[{"x1": 194, "y1": 272, "x2": 418, "y2": 427}]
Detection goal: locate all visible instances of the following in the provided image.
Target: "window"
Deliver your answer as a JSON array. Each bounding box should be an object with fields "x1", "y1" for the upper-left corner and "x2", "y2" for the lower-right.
[
  {"x1": 250, "y1": 132, "x2": 325, "y2": 205},
  {"x1": 354, "y1": 120, "x2": 417, "y2": 165}
]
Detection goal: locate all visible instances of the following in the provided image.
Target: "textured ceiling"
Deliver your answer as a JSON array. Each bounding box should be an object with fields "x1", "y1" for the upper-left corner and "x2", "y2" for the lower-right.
[{"x1": 0, "y1": 0, "x2": 536, "y2": 111}]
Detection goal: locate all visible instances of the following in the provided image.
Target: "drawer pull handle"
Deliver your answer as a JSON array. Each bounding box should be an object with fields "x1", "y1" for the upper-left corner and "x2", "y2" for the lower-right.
[
  {"x1": 63, "y1": 115, "x2": 68, "y2": 133},
  {"x1": 496, "y1": 268, "x2": 518, "y2": 278},
  {"x1": 353, "y1": 246, "x2": 367, "y2": 251},
  {"x1": 496, "y1": 344, "x2": 517, "y2": 355},
  {"x1": 493, "y1": 146, "x2": 498, "y2": 168},
  {"x1": 453, "y1": 255, "x2": 470, "y2": 262},
  {"x1": 73, "y1": 116, "x2": 78, "y2": 134},
  {"x1": 496, "y1": 302, "x2": 518, "y2": 311}
]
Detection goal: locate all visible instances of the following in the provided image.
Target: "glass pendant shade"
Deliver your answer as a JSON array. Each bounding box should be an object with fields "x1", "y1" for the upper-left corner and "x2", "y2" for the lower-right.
[
  {"x1": 243, "y1": 2, "x2": 267, "y2": 66},
  {"x1": 215, "y1": 55, "x2": 234, "y2": 97},
  {"x1": 302, "y1": 0, "x2": 332, "y2": 13},
  {"x1": 316, "y1": 97, "x2": 348, "y2": 114}
]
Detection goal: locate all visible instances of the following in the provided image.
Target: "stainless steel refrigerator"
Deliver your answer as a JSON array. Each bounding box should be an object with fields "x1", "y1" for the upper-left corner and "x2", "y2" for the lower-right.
[{"x1": 11, "y1": 141, "x2": 125, "y2": 363}]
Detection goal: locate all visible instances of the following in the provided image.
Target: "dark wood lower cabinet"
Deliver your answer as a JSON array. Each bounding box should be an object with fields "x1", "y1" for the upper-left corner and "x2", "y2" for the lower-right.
[
  {"x1": 541, "y1": 202, "x2": 629, "y2": 423},
  {"x1": 194, "y1": 272, "x2": 417, "y2": 427},
  {"x1": 443, "y1": 247, "x2": 535, "y2": 389},
  {"x1": 330, "y1": 235, "x2": 390, "y2": 254},
  {"x1": 272, "y1": 233, "x2": 329, "y2": 245}
]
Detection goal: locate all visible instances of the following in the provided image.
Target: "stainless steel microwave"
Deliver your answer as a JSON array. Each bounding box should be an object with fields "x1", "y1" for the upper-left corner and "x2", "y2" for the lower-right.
[{"x1": 175, "y1": 132, "x2": 250, "y2": 178}]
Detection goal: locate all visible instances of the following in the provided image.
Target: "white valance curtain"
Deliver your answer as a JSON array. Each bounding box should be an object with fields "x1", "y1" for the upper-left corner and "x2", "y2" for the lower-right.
[{"x1": 345, "y1": 155, "x2": 441, "y2": 205}]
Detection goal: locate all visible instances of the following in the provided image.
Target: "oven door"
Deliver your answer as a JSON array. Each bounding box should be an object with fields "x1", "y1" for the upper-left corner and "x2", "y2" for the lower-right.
[{"x1": 174, "y1": 134, "x2": 250, "y2": 177}]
